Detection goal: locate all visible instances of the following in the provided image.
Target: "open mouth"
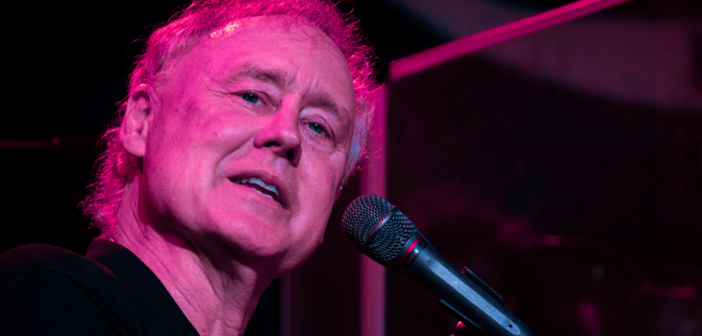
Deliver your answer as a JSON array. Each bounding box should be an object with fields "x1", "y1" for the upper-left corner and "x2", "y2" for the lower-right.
[{"x1": 229, "y1": 177, "x2": 281, "y2": 204}]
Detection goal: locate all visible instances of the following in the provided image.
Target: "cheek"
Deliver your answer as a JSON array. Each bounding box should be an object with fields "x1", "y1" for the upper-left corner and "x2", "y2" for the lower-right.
[
  {"x1": 142, "y1": 116, "x2": 219, "y2": 219},
  {"x1": 296, "y1": 151, "x2": 347, "y2": 222},
  {"x1": 303, "y1": 150, "x2": 346, "y2": 190}
]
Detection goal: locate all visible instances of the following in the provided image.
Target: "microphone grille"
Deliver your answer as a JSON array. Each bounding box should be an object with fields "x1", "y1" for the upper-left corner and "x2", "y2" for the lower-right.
[{"x1": 341, "y1": 195, "x2": 417, "y2": 265}]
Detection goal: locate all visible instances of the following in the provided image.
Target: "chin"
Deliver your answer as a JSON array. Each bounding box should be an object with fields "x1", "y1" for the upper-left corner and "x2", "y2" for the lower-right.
[{"x1": 219, "y1": 219, "x2": 293, "y2": 256}]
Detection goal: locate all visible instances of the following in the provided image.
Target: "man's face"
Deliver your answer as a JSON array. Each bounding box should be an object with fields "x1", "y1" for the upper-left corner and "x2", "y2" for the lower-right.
[{"x1": 138, "y1": 17, "x2": 355, "y2": 272}]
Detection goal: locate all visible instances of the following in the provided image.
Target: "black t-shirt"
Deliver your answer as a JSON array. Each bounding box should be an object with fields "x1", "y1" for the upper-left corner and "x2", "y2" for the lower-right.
[{"x1": 0, "y1": 239, "x2": 200, "y2": 336}]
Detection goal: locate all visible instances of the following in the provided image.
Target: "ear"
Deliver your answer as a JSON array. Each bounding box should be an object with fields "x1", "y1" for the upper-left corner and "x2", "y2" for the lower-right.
[{"x1": 120, "y1": 85, "x2": 156, "y2": 158}]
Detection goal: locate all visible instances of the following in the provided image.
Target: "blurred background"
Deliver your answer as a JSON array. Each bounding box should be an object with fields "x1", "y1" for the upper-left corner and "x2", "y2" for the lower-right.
[{"x1": 2, "y1": 0, "x2": 701, "y2": 335}]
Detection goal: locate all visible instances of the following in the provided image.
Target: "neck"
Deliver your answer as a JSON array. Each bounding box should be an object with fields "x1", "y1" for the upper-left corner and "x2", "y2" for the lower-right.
[{"x1": 111, "y1": 177, "x2": 271, "y2": 336}]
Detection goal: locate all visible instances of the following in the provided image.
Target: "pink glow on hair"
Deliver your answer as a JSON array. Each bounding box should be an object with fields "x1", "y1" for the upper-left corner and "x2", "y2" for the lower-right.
[{"x1": 82, "y1": 0, "x2": 376, "y2": 237}]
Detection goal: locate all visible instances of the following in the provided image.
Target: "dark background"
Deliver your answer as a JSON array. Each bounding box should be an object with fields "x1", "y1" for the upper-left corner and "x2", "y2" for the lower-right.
[{"x1": 2, "y1": 0, "x2": 702, "y2": 336}]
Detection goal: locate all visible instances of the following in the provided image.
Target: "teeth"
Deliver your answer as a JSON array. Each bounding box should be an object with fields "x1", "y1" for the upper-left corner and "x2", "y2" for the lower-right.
[
  {"x1": 233, "y1": 177, "x2": 279, "y2": 199},
  {"x1": 248, "y1": 178, "x2": 279, "y2": 197}
]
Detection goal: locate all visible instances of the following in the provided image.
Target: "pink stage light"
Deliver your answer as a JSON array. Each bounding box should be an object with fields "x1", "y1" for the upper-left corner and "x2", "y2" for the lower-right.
[
  {"x1": 359, "y1": 1, "x2": 632, "y2": 335},
  {"x1": 579, "y1": 300, "x2": 603, "y2": 336},
  {"x1": 389, "y1": 0, "x2": 630, "y2": 82}
]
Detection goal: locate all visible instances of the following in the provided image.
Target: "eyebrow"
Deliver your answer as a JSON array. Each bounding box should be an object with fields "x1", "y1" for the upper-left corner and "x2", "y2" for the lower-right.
[
  {"x1": 226, "y1": 64, "x2": 294, "y2": 88},
  {"x1": 226, "y1": 63, "x2": 352, "y2": 122},
  {"x1": 303, "y1": 88, "x2": 352, "y2": 123}
]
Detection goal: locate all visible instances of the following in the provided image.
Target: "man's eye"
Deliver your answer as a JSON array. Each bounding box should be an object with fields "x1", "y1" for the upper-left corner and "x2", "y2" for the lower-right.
[
  {"x1": 242, "y1": 93, "x2": 260, "y2": 104},
  {"x1": 308, "y1": 123, "x2": 325, "y2": 135}
]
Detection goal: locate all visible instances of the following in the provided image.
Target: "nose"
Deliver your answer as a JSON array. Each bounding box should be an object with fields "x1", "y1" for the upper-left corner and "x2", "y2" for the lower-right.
[{"x1": 253, "y1": 101, "x2": 302, "y2": 166}]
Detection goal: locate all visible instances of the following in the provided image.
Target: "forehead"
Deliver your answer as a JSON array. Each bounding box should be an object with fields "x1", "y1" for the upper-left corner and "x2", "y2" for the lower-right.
[{"x1": 163, "y1": 17, "x2": 355, "y2": 106}]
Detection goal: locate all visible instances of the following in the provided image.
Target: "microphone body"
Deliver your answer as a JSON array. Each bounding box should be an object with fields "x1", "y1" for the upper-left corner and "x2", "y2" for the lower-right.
[
  {"x1": 342, "y1": 195, "x2": 530, "y2": 336},
  {"x1": 399, "y1": 231, "x2": 528, "y2": 336}
]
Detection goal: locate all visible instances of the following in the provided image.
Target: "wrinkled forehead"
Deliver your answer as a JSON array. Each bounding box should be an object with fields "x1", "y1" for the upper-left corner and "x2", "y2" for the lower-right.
[
  {"x1": 209, "y1": 16, "x2": 348, "y2": 65},
  {"x1": 152, "y1": 16, "x2": 352, "y2": 92},
  {"x1": 153, "y1": 15, "x2": 356, "y2": 121}
]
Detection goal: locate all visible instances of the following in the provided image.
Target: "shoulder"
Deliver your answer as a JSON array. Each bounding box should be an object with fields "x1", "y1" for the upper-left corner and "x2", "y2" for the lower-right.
[
  {"x1": 0, "y1": 244, "x2": 141, "y2": 335},
  {"x1": 0, "y1": 243, "x2": 109, "y2": 277},
  {"x1": 0, "y1": 243, "x2": 119, "y2": 299}
]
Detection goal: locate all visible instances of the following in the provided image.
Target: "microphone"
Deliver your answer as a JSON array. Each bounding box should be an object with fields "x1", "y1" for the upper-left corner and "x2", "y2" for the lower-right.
[{"x1": 341, "y1": 195, "x2": 531, "y2": 336}]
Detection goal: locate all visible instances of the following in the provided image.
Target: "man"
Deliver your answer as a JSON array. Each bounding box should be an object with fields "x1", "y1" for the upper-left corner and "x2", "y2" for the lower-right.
[{"x1": 0, "y1": 0, "x2": 375, "y2": 335}]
